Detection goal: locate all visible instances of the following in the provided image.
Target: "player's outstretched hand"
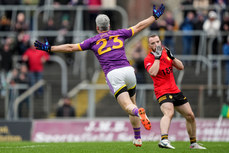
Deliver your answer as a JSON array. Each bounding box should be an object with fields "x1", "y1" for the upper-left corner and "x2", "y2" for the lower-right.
[
  {"x1": 165, "y1": 46, "x2": 175, "y2": 60},
  {"x1": 151, "y1": 45, "x2": 162, "y2": 60},
  {"x1": 34, "y1": 38, "x2": 51, "y2": 52},
  {"x1": 153, "y1": 4, "x2": 165, "y2": 20}
]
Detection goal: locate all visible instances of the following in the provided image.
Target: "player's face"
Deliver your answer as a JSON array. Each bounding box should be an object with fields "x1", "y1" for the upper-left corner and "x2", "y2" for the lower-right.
[{"x1": 148, "y1": 36, "x2": 161, "y2": 52}]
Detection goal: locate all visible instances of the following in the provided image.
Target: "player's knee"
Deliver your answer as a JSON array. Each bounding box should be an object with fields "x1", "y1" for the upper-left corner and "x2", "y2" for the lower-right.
[
  {"x1": 185, "y1": 112, "x2": 195, "y2": 122},
  {"x1": 164, "y1": 111, "x2": 174, "y2": 119},
  {"x1": 125, "y1": 104, "x2": 137, "y2": 115}
]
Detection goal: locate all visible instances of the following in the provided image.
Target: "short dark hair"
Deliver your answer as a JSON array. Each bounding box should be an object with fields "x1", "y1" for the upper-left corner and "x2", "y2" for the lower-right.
[{"x1": 149, "y1": 34, "x2": 158, "y2": 39}]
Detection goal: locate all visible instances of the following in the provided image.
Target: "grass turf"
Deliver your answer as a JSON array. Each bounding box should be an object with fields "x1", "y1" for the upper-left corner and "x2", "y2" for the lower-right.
[{"x1": 0, "y1": 141, "x2": 228, "y2": 153}]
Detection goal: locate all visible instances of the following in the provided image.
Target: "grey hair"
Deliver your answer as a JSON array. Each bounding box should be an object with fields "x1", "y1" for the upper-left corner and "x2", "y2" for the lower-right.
[{"x1": 95, "y1": 14, "x2": 110, "y2": 31}]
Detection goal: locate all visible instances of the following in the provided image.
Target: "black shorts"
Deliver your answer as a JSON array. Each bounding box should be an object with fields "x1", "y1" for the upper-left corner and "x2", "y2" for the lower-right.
[{"x1": 157, "y1": 92, "x2": 188, "y2": 106}]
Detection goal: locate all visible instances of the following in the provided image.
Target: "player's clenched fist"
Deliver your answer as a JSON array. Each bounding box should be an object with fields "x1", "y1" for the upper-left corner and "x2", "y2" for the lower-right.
[
  {"x1": 34, "y1": 38, "x2": 51, "y2": 52},
  {"x1": 165, "y1": 46, "x2": 175, "y2": 60},
  {"x1": 153, "y1": 4, "x2": 165, "y2": 20}
]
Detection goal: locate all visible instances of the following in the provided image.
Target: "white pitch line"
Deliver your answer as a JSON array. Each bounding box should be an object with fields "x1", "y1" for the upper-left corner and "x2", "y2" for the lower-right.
[{"x1": 0, "y1": 145, "x2": 47, "y2": 149}]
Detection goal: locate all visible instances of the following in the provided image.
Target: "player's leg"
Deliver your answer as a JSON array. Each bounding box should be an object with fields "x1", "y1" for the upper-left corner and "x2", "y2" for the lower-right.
[
  {"x1": 129, "y1": 93, "x2": 142, "y2": 147},
  {"x1": 175, "y1": 102, "x2": 206, "y2": 149},
  {"x1": 116, "y1": 92, "x2": 139, "y2": 116},
  {"x1": 175, "y1": 102, "x2": 196, "y2": 138},
  {"x1": 116, "y1": 91, "x2": 144, "y2": 147},
  {"x1": 108, "y1": 66, "x2": 150, "y2": 146},
  {"x1": 116, "y1": 91, "x2": 151, "y2": 130},
  {"x1": 158, "y1": 102, "x2": 175, "y2": 149},
  {"x1": 160, "y1": 102, "x2": 174, "y2": 135},
  {"x1": 129, "y1": 94, "x2": 140, "y2": 127},
  {"x1": 129, "y1": 94, "x2": 142, "y2": 147}
]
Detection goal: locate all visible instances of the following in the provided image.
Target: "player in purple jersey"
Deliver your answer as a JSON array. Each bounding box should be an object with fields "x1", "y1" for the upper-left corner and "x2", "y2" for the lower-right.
[{"x1": 34, "y1": 4, "x2": 165, "y2": 147}]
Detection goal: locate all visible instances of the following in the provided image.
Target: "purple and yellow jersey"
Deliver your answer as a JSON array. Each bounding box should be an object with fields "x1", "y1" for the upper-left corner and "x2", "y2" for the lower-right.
[{"x1": 78, "y1": 28, "x2": 135, "y2": 76}]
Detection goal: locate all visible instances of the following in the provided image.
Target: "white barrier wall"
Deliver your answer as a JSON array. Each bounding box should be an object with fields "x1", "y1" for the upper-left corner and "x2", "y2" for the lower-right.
[{"x1": 31, "y1": 118, "x2": 229, "y2": 142}]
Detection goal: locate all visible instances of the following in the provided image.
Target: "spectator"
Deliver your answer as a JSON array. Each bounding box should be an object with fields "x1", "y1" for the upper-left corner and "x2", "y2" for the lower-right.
[
  {"x1": 22, "y1": 43, "x2": 49, "y2": 96},
  {"x1": 0, "y1": 15, "x2": 11, "y2": 31},
  {"x1": 0, "y1": 38, "x2": 13, "y2": 74},
  {"x1": 180, "y1": 11, "x2": 195, "y2": 55},
  {"x1": 16, "y1": 64, "x2": 29, "y2": 118},
  {"x1": 221, "y1": 11, "x2": 229, "y2": 44},
  {"x1": 14, "y1": 12, "x2": 29, "y2": 32},
  {"x1": 56, "y1": 96, "x2": 76, "y2": 117},
  {"x1": 0, "y1": 0, "x2": 20, "y2": 19},
  {"x1": 193, "y1": 12, "x2": 205, "y2": 54},
  {"x1": 223, "y1": 36, "x2": 229, "y2": 85},
  {"x1": 16, "y1": 33, "x2": 30, "y2": 55},
  {"x1": 150, "y1": 19, "x2": 167, "y2": 42},
  {"x1": 132, "y1": 41, "x2": 147, "y2": 84},
  {"x1": 56, "y1": 15, "x2": 72, "y2": 45},
  {"x1": 164, "y1": 11, "x2": 176, "y2": 53},
  {"x1": 56, "y1": 15, "x2": 74, "y2": 65},
  {"x1": 44, "y1": 18, "x2": 57, "y2": 46},
  {"x1": 0, "y1": 37, "x2": 14, "y2": 96},
  {"x1": 8, "y1": 67, "x2": 19, "y2": 86},
  {"x1": 85, "y1": 0, "x2": 102, "y2": 30},
  {"x1": 203, "y1": 11, "x2": 221, "y2": 55},
  {"x1": 180, "y1": 0, "x2": 194, "y2": 18}
]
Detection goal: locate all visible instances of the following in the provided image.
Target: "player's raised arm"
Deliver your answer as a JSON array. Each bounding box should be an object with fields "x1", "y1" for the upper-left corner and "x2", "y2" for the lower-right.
[
  {"x1": 131, "y1": 4, "x2": 165, "y2": 34},
  {"x1": 34, "y1": 38, "x2": 81, "y2": 53}
]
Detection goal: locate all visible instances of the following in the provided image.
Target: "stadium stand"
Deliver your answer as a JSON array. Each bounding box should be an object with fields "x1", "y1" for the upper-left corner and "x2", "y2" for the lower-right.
[{"x1": 0, "y1": 0, "x2": 229, "y2": 120}]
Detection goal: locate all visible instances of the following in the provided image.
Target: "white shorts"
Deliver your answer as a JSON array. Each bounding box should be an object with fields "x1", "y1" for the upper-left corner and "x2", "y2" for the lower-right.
[{"x1": 106, "y1": 66, "x2": 136, "y2": 98}]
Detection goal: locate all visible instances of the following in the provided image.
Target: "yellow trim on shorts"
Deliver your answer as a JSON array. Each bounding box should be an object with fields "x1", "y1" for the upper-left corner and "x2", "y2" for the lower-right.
[
  {"x1": 114, "y1": 85, "x2": 127, "y2": 96},
  {"x1": 77, "y1": 43, "x2": 82, "y2": 51},
  {"x1": 128, "y1": 84, "x2": 136, "y2": 90}
]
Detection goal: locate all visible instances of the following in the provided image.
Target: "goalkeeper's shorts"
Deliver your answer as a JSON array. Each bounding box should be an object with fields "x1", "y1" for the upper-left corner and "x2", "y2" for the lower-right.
[{"x1": 157, "y1": 92, "x2": 188, "y2": 106}]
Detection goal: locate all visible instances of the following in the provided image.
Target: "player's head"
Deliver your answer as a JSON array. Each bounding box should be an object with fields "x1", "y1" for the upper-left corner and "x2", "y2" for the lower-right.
[
  {"x1": 148, "y1": 34, "x2": 161, "y2": 52},
  {"x1": 63, "y1": 95, "x2": 71, "y2": 105},
  {"x1": 95, "y1": 14, "x2": 110, "y2": 32}
]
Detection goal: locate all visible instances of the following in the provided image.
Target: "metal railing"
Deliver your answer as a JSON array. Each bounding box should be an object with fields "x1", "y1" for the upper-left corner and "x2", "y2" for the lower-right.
[
  {"x1": 10, "y1": 55, "x2": 68, "y2": 95},
  {"x1": 4, "y1": 84, "x2": 28, "y2": 120},
  {"x1": 72, "y1": 82, "x2": 229, "y2": 118},
  {"x1": 12, "y1": 80, "x2": 49, "y2": 120}
]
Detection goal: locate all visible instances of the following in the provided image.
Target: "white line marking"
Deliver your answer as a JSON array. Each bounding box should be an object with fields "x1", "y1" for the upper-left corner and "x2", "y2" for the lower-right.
[{"x1": 0, "y1": 145, "x2": 47, "y2": 149}]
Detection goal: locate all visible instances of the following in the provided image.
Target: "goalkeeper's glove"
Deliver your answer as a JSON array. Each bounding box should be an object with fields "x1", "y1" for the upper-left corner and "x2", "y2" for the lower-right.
[
  {"x1": 153, "y1": 4, "x2": 165, "y2": 20},
  {"x1": 165, "y1": 46, "x2": 175, "y2": 60},
  {"x1": 151, "y1": 45, "x2": 162, "y2": 60},
  {"x1": 34, "y1": 38, "x2": 51, "y2": 52}
]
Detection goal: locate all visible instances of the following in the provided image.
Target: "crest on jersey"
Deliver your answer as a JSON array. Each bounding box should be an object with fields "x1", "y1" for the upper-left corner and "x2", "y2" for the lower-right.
[
  {"x1": 167, "y1": 56, "x2": 171, "y2": 61},
  {"x1": 169, "y1": 95, "x2": 173, "y2": 99}
]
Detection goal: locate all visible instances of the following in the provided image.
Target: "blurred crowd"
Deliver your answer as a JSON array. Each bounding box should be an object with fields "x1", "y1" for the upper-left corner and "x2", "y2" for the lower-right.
[
  {"x1": 149, "y1": 0, "x2": 229, "y2": 55},
  {"x1": 0, "y1": 0, "x2": 229, "y2": 117},
  {"x1": 0, "y1": 0, "x2": 110, "y2": 93},
  {"x1": 133, "y1": 0, "x2": 229, "y2": 84},
  {"x1": 0, "y1": 0, "x2": 115, "y2": 118}
]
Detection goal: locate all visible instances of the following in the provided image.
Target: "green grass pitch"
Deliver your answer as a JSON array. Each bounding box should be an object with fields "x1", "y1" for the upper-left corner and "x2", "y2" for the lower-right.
[{"x1": 0, "y1": 141, "x2": 228, "y2": 153}]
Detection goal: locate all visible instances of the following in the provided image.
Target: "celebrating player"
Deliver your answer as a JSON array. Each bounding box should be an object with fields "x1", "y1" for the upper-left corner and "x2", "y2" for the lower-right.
[
  {"x1": 144, "y1": 34, "x2": 206, "y2": 149},
  {"x1": 34, "y1": 4, "x2": 165, "y2": 147}
]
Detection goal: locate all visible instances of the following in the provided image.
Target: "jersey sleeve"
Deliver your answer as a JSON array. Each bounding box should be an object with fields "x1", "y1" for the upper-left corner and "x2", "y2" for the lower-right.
[
  {"x1": 78, "y1": 38, "x2": 92, "y2": 51},
  {"x1": 144, "y1": 56, "x2": 154, "y2": 72},
  {"x1": 118, "y1": 27, "x2": 134, "y2": 39}
]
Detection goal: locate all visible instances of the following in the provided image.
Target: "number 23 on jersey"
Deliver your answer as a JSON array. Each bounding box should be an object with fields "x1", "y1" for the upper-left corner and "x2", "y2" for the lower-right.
[{"x1": 96, "y1": 35, "x2": 123, "y2": 55}]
